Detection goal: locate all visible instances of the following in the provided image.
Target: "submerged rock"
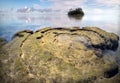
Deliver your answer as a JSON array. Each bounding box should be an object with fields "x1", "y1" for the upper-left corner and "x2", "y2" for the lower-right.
[{"x1": 0, "y1": 27, "x2": 120, "y2": 83}]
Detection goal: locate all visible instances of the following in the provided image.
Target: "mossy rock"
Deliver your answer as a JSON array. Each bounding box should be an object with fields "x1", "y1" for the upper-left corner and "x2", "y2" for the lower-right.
[{"x1": 0, "y1": 27, "x2": 120, "y2": 83}]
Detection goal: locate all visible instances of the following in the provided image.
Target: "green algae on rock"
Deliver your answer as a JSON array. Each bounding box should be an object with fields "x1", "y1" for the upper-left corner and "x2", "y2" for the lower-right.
[{"x1": 0, "y1": 27, "x2": 120, "y2": 83}]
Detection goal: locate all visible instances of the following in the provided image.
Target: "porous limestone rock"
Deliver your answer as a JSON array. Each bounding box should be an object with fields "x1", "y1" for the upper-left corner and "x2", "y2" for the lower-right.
[{"x1": 0, "y1": 27, "x2": 120, "y2": 83}]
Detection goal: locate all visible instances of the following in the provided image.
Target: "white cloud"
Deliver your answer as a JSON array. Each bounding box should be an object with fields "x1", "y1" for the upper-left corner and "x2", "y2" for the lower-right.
[
  {"x1": 47, "y1": 0, "x2": 86, "y2": 12},
  {"x1": 17, "y1": 6, "x2": 35, "y2": 13},
  {"x1": 33, "y1": 4, "x2": 42, "y2": 9},
  {"x1": 97, "y1": 0, "x2": 120, "y2": 6},
  {"x1": 16, "y1": 0, "x2": 120, "y2": 14}
]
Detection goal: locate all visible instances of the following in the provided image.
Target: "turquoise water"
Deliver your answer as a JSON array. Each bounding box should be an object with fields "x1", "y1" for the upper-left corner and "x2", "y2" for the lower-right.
[{"x1": 0, "y1": 13, "x2": 119, "y2": 41}]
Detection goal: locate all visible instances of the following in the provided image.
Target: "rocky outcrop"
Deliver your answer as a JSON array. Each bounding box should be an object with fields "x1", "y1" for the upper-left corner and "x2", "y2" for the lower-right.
[{"x1": 0, "y1": 27, "x2": 120, "y2": 83}]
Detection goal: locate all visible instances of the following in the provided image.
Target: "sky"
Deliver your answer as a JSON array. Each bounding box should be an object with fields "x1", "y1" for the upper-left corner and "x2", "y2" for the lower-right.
[{"x1": 0, "y1": 0, "x2": 120, "y2": 14}]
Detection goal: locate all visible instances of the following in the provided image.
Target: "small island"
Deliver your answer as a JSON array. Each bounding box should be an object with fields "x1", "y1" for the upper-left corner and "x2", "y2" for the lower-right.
[{"x1": 68, "y1": 8, "x2": 84, "y2": 16}]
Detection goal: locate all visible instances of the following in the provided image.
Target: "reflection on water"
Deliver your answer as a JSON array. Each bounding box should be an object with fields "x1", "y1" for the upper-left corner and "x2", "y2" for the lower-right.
[
  {"x1": 68, "y1": 14, "x2": 84, "y2": 20},
  {"x1": 0, "y1": 13, "x2": 119, "y2": 41}
]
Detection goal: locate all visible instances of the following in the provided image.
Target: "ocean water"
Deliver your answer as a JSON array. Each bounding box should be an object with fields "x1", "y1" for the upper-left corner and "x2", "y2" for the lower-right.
[{"x1": 0, "y1": 12, "x2": 119, "y2": 41}]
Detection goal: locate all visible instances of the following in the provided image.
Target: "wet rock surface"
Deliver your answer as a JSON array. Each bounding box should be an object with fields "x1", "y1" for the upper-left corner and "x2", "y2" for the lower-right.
[{"x1": 0, "y1": 27, "x2": 120, "y2": 83}]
